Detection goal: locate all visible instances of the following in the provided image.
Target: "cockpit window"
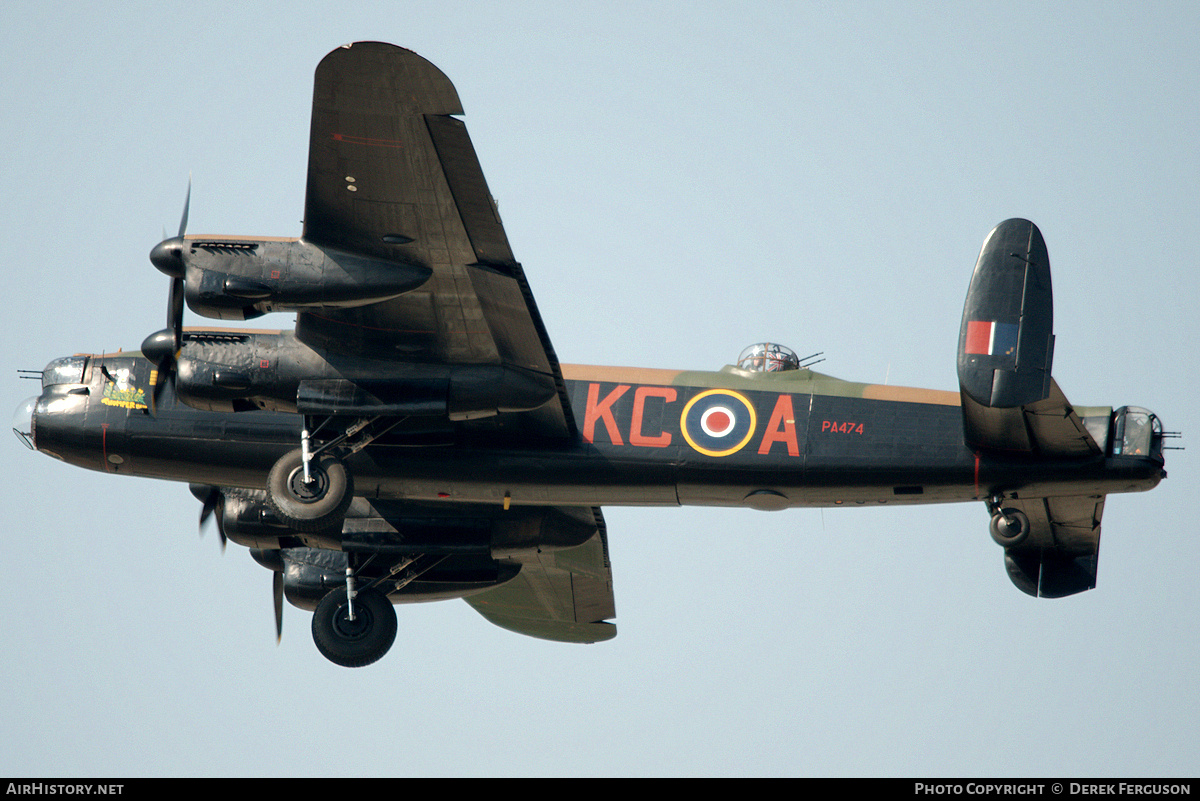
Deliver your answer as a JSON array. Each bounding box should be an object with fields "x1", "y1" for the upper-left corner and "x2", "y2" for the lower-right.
[
  {"x1": 737, "y1": 343, "x2": 800, "y2": 372},
  {"x1": 41, "y1": 356, "x2": 88, "y2": 388}
]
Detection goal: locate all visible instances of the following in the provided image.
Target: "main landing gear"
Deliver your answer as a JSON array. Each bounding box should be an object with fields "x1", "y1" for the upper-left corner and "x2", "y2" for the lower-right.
[
  {"x1": 312, "y1": 585, "x2": 397, "y2": 668},
  {"x1": 986, "y1": 495, "x2": 1030, "y2": 548},
  {"x1": 310, "y1": 555, "x2": 447, "y2": 667},
  {"x1": 266, "y1": 415, "x2": 399, "y2": 533},
  {"x1": 267, "y1": 447, "x2": 352, "y2": 532}
]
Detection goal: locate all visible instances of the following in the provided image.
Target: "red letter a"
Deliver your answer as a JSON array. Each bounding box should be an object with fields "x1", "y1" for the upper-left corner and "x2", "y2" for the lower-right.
[{"x1": 758, "y1": 394, "x2": 799, "y2": 456}]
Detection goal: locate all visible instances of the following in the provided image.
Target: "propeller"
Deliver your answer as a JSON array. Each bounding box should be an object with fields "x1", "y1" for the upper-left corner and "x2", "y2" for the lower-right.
[
  {"x1": 191, "y1": 483, "x2": 228, "y2": 552},
  {"x1": 273, "y1": 571, "x2": 284, "y2": 643},
  {"x1": 144, "y1": 179, "x2": 191, "y2": 413},
  {"x1": 196, "y1": 485, "x2": 228, "y2": 552},
  {"x1": 251, "y1": 546, "x2": 286, "y2": 643}
]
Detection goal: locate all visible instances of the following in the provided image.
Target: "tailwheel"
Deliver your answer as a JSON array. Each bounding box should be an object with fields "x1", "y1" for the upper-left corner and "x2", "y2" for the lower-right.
[
  {"x1": 989, "y1": 507, "x2": 1031, "y2": 547},
  {"x1": 267, "y1": 447, "x2": 352, "y2": 533},
  {"x1": 311, "y1": 586, "x2": 397, "y2": 668}
]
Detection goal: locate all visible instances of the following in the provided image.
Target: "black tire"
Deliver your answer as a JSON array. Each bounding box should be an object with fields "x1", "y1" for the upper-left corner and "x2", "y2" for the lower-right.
[
  {"x1": 311, "y1": 586, "x2": 397, "y2": 668},
  {"x1": 267, "y1": 448, "x2": 352, "y2": 533},
  {"x1": 990, "y1": 508, "x2": 1031, "y2": 547}
]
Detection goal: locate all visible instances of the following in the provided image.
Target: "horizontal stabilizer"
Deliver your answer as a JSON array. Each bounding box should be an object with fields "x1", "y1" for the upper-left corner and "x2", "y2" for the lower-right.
[
  {"x1": 958, "y1": 219, "x2": 1054, "y2": 409},
  {"x1": 962, "y1": 377, "x2": 1103, "y2": 456}
]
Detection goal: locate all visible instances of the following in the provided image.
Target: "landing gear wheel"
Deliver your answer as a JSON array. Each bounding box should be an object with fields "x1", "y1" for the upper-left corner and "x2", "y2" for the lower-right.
[
  {"x1": 990, "y1": 507, "x2": 1031, "y2": 547},
  {"x1": 311, "y1": 586, "x2": 397, "y2": 668},
  {"x1": 267, "y1": 447, "x2": 352, "y2": 533}
]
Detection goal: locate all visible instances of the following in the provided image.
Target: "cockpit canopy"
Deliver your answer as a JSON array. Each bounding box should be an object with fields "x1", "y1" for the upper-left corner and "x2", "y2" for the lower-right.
[
  {"x1": 41, "y1": 355, "x2": 89, "y2": 388},
  {"x1": 737, "y1": 343, "x2": 801, "y2": 373}
]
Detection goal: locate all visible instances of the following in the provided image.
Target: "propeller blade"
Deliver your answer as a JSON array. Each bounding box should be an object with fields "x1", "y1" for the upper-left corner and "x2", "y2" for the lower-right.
[
  {"x1": 273, "y1": 571, "x2": 284, "y2": 643},
  {"x1": 142, "y1": 328, "x2": 177, "y2": 417},
  {"x1": 177, "y1": 176, "x2": 191, "y2": 238},
  {"x1": 168, "y1": 276, "x2": 184, "y2": 351},
  {"x1": 199, "y1": 491, "x2": 217, "y2": 526},
  {"x1": 197, "y1": 485, "x2": 227, "y2": 552}
]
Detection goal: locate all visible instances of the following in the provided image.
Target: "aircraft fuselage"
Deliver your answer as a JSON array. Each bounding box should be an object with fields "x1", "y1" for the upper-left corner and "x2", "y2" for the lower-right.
[{"x1": 22, "y1": 350, "x2": 1165, "y2": 514}]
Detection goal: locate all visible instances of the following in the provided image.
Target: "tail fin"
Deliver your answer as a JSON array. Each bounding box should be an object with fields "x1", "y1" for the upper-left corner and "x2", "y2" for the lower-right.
[
  {"x1": 958, "y1": 218, "x2": 1054, "y2": 409},
  {"x1": 957, "y1": 219, "x2": 1100, "y2": 457}
]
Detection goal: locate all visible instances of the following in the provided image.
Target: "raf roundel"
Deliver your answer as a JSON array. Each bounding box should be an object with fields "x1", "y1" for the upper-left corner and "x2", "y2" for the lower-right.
[
  {"x1": 680, "y1": 389, "x2": 757, "y2": 457},
  {"x1": 700, "y1": 406, "x2": 735, "y2": 437}
]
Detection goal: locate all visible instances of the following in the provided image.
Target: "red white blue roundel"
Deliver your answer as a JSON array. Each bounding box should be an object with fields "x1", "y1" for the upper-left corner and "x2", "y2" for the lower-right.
[{"x1": 680, "y1": 389, "x2": 757, "y2": 457}]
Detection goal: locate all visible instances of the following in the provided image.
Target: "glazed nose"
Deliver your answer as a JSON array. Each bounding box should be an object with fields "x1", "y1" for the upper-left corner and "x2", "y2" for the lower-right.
[{"x1": 13, "y1": 395, "x2": 37, "y2": 450}]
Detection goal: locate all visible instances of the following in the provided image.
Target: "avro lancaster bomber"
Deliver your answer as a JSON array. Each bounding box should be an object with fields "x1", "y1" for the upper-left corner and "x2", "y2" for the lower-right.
[{"x1": 14, "y1": 42, "x2": 1168, "y2": 667}]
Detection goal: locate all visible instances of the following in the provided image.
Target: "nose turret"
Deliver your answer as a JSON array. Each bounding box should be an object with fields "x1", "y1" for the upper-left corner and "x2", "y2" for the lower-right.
[{"x1": 12, "y1": 395, "x2": 36, "y2": 449}]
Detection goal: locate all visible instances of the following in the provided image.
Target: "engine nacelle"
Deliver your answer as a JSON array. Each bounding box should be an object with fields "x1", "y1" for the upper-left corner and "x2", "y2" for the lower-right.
[
  {"x1": 171, "y1": 329, "x2": 556, "y2": 417},
  {"x1": 152, "y1": 236, "x2": 431, "y2": 320},
  {"x1": 220, "y1": 490, "x2": 306, "y2": 549},
  {"x1": 173, "y1": 330, "x2": 302, "y2": 412}
]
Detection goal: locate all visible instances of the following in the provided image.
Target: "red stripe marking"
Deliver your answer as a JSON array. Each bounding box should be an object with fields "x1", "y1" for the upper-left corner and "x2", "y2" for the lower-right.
[{"x1": 964, "y1": 320, "x2": 992, "y2": 355}]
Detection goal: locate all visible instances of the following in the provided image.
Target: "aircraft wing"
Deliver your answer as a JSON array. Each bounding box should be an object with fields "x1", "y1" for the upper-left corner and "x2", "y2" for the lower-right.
[
  {"x1": 465, "y1": 508, "x2": 617, "y2": 643},
  {"x1": 296, "y1": 42, "x2": 574, "y2": 439},
  {"x1": 1000, "y1": 494, "x2": 1105, "y2": 598}
]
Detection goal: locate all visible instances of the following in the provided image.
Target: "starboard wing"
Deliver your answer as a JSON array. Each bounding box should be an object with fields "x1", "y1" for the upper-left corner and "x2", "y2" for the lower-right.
[{"x1": 297, "y1": 42, "x2": 573, "y2": 439}]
